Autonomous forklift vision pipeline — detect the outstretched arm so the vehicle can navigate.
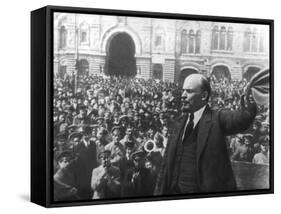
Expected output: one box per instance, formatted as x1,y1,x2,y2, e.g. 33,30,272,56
219,95,257,135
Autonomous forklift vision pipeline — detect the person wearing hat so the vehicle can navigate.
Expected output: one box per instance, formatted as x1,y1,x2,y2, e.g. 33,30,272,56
118,115,129,139
95,116,104,125
67,132,83,152
69,97,79,114
53,151,79,201
121,150,154,197
87,109,98,124
161,126,169,150
118,139,137,184
54,113,68,136
69,127,99,200
112,112,120,127
89,124,99,142
153,132,166,157
152,113,162,130
146,125,156,141
91,150,121,199
73,105,89,125
229,134,243,155
166,109,178,127
54,132,69,164
159,111,168,127
104,126,126,168
63,105,74,125
252,136,269,165
231,134,254,162
124,140,136,162
135,125,147,149
120,127,137,148
131,111,142,128
95,127,109,165
104,111,114,132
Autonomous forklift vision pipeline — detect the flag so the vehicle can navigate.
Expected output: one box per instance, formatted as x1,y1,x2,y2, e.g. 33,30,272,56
245,68,270,106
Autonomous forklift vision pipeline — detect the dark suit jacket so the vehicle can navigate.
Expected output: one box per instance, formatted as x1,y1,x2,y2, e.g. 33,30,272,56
155,103,257,195
72,141,98,199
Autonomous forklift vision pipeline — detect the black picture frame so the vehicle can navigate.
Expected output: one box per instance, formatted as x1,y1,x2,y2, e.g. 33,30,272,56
31,5,274,208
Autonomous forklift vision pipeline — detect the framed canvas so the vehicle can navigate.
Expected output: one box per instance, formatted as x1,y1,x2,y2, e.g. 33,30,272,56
31,5,274,208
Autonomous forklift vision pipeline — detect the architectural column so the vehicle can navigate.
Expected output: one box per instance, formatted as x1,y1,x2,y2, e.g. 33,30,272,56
231,65,243,80
89,55,105,76
163,59,175,82
136,57,151,79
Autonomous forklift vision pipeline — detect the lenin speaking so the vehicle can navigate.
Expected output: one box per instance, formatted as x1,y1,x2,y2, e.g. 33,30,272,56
155,74,257,195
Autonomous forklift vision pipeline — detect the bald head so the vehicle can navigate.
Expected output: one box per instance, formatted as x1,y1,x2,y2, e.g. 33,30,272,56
181,74,211,113
183,74,211,98
184,74,204,86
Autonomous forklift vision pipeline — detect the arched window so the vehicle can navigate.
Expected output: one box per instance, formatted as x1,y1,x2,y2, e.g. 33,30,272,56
59,26,67,49
81,31,87,43
211,26,219,50
251,28,258,52
79,23,89,44
227,27,233,50
181,30,187,54
219,26,226,50
243,28,251,52
154,26,165,50
195,30,201,53
188,29,195,53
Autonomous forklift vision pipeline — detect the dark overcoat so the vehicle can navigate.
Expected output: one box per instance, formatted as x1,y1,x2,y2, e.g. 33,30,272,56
155,103,257,195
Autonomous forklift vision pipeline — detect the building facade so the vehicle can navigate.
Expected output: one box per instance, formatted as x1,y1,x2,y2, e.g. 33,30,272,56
54,13,269,84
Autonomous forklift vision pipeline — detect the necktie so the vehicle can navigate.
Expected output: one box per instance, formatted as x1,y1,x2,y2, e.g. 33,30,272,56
182,113,194,143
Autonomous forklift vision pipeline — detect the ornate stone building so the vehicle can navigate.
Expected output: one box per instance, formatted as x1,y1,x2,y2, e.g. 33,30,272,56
54,13,269,84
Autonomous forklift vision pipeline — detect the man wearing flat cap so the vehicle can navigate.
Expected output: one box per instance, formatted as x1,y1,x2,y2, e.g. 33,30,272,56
231,134,254,162
64,131,93,200
95,127,109,165
121,150,154,197
155,74,257,195
54,132,69,161
118,115,129,139
120,127,137,149
54,151,79,201
73,106,89,125
105,126,126,168
252,136,269,165
67,132,83,153
91,150,121,199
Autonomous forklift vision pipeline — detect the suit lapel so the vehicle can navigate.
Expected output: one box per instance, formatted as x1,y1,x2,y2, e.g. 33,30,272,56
168,114,188,156
197,106,213,164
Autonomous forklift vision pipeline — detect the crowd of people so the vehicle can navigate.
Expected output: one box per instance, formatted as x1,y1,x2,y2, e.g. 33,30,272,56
53,73,270,201
209,76,270,164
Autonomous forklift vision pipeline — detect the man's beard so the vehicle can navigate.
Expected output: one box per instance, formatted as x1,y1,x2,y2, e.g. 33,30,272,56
181,101,191,113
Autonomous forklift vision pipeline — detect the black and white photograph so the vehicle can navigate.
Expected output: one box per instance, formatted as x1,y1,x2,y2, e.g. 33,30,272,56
51,10,272,204
1,0,281,212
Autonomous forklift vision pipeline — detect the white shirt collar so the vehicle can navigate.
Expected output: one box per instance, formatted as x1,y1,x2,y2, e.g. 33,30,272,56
182,105,207,141
83,138,88,147
193,105,207,128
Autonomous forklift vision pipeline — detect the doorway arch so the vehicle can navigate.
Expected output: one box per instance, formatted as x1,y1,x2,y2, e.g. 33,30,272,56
179,68,199,87
152,64,163,80
211,65,231,82
104,33,137,77
243,66,261,81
